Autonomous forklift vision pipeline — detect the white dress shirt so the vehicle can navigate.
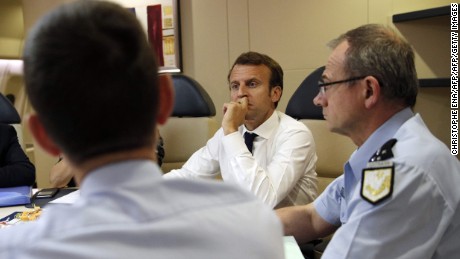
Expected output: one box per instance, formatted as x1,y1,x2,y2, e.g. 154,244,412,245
166,111,318,208
0,160,284,259
315,108,460,258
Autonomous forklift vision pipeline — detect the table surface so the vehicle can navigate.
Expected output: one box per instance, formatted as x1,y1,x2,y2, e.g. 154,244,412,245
0,205,27,218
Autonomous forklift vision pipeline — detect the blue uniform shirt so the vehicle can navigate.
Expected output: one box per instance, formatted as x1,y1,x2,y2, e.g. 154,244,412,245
314,108,460,258
0,160,284,259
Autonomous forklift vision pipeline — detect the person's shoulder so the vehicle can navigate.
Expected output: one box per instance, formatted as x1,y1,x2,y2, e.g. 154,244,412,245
0,124,16,141
393,114,459,174
0,123,13,132
275,111,314,142
155,178,281,230
163,177,259,205
164,178,283,223
395,115,452,159
277,111,308,129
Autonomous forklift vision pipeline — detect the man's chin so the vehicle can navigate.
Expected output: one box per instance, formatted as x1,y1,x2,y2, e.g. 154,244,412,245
244,112,254,120
243,117,257,127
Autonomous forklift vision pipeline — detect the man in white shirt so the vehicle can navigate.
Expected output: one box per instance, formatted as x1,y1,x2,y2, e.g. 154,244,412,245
0,2,284,258
166,52,318,208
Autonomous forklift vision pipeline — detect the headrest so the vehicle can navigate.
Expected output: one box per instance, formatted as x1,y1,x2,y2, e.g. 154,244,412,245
285,66,324,120
171,74,216,117
0,93,20,124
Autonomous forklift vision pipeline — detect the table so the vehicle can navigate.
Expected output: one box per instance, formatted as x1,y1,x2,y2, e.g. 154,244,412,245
0,205,27,218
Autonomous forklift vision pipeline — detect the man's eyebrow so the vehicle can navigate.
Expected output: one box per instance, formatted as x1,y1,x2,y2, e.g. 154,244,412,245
229,79,239,84
245,77,262,83
229,76,261,84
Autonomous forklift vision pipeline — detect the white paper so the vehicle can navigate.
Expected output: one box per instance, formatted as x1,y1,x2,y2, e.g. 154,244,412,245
284,236,304,259
49,190,80,204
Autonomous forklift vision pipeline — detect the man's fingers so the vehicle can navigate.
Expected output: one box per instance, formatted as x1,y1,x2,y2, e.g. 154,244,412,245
238,97,249,106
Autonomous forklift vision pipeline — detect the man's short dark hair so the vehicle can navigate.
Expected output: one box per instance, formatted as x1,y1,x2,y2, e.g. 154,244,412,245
23,1,159,163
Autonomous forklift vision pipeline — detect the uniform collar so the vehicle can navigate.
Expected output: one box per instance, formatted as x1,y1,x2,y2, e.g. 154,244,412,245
348,107,414,180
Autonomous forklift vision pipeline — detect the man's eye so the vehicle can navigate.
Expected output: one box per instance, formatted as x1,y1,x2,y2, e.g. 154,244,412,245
230,84,239,90
249,81,258,88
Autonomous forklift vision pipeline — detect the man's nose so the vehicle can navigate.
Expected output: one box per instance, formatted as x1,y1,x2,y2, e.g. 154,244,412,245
313,92,324,107
238,85,248,98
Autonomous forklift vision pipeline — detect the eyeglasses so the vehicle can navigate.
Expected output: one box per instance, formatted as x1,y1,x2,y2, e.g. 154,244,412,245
317,76,366,95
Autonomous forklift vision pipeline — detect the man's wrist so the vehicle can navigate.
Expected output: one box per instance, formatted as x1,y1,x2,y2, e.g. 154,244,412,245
223,127,238,135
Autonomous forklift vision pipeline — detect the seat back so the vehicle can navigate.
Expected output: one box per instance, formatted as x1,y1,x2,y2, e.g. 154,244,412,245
286,67,356,194
160,74,219,172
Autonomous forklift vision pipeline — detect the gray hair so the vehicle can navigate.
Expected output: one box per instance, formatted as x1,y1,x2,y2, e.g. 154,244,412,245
328,24,418,107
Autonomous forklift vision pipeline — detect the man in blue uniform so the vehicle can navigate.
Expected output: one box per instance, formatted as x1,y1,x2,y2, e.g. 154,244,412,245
277,24,460,258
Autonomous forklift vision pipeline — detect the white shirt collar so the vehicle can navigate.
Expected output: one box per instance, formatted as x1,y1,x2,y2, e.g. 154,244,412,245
242,111,279,140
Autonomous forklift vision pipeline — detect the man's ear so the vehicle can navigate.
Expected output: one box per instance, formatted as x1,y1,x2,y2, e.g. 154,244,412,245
363,76,381,109
27,114,61,156
271,85,282,103
156,74,175,125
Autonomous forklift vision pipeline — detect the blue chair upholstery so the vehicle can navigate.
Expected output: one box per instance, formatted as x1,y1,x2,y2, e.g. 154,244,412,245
171,74,216,117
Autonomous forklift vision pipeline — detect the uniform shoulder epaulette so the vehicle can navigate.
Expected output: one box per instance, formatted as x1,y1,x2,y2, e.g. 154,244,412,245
369,138,397,162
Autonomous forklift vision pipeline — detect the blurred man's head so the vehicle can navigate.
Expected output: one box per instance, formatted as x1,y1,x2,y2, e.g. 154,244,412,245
24,1,169,164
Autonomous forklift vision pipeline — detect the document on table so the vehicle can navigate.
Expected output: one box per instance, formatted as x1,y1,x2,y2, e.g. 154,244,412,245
284,236,304,259
49,190,80,204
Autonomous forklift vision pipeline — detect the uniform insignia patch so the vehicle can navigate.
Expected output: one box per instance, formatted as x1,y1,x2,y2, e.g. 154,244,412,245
361,166,394,205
